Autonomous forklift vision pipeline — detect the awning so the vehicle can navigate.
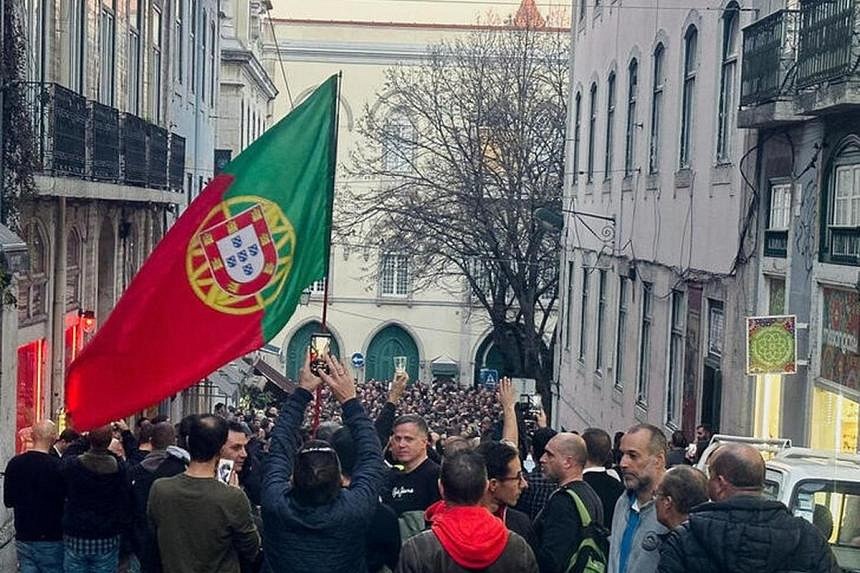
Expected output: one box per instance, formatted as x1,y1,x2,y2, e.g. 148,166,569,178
243,355,296,400
430,355,459,378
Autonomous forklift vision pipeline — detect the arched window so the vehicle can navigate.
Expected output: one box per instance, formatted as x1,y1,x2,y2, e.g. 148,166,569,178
624,59,638,176
822,139,860,265
717,5,740,162
18,222,49,323
649,44,665,174
66,229,82,308
680,26,698,168
587,83,598,182
605,72,616,177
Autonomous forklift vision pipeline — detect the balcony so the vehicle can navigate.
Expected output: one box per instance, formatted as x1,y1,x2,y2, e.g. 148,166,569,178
738,9,802,128
740,1,860,123
24,82,184,194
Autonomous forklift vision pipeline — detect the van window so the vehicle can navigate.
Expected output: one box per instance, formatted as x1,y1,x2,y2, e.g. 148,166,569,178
791,480,860,547
763,468,783,500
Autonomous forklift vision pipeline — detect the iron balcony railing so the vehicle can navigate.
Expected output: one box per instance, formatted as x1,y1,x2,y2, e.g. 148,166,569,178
741,9,799,106
797,0,857,88
23,82,185,193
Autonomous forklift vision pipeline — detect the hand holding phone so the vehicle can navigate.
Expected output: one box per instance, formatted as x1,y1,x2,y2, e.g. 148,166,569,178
309,333,333,377
217,458,234,484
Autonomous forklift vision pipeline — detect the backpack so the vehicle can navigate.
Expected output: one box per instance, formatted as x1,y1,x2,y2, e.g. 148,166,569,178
562,488,609,573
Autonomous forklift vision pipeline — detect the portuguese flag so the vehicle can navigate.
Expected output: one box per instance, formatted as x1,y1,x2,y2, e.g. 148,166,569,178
66,76,339,430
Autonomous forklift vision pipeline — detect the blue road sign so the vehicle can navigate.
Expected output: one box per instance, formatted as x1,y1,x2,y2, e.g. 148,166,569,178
479,368,499,389
351,352,365,368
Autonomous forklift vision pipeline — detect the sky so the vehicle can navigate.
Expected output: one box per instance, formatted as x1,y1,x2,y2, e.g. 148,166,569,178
269,0,568,26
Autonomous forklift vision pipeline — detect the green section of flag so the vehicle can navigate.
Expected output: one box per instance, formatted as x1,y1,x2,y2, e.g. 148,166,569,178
223,75,337,340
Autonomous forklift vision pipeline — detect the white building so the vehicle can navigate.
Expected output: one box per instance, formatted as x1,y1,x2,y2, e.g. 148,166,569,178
260,4,560,388
556,1,757,437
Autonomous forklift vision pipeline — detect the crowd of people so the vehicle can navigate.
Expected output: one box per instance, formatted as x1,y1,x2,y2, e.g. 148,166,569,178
3,352,842,573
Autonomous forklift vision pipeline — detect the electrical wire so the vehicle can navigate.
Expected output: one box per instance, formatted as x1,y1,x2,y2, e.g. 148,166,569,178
265,4,295,111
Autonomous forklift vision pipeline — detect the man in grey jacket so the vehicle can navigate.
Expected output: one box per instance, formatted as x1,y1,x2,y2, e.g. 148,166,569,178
608,424,668,573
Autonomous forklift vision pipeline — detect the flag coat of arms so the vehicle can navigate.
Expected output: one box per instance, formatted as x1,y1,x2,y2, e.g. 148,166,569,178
66,76,339,430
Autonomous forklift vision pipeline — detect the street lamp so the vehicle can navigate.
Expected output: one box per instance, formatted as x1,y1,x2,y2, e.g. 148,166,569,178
533,207,616,246
299,288,312,306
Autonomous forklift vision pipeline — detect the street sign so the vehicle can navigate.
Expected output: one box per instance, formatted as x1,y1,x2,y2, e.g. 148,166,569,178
351,352,365,369
479,368,499,389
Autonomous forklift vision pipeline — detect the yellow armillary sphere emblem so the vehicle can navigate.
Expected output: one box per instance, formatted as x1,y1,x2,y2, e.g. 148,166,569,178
186,196,296,315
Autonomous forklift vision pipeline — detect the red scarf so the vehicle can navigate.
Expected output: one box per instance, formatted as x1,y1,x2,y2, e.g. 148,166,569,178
425,501,509,569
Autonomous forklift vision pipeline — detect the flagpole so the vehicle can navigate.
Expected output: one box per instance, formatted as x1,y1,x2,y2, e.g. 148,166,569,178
312,72,342,434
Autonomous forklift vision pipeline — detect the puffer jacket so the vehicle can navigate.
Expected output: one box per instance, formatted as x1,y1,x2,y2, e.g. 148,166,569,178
261,388,385,573
657,495,841,573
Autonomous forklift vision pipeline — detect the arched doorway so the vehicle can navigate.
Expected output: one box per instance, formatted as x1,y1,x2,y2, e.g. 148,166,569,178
96,217,116,325
366,325,419,382
473,336,507,387
285,322,341,381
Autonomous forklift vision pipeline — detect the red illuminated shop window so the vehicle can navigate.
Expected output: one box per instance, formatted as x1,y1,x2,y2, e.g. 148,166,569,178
17,340,46,453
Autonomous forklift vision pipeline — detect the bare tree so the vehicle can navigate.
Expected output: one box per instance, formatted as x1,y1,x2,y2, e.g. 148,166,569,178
340,18,568,408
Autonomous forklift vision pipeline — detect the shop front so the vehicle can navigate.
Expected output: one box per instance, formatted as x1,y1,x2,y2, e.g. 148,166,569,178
16,339,46,453
811,287,860,453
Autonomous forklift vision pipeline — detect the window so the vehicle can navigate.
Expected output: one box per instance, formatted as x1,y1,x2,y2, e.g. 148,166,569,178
25,0,44,83
310,279,326,294
625,59,638,176
17,222,49,323
573,92,582,183
383,115,416,173
578,266,589,362
201,10,207,102
680,27,698,168
579,0,586,20
666,290,685,427
99,0,116,106
595,269,607,372
649,44,665,174
587,83,598,182
69,0,86,93
150,5,163,122
127,0,141,114
175,0,184,84
717,6,740,163
240,99,245,149
615,277,629,389
708,300,724,357
605,72,616,178
381,254,409,296
190,0,197,94
209,21,216,104
769,183,793,230
825,150,860,263
833,165,860,227
565,261,575,350
66,230,82,308
636,281,653,405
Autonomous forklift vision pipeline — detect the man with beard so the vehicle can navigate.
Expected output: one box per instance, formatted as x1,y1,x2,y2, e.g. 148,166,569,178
608,424,668,573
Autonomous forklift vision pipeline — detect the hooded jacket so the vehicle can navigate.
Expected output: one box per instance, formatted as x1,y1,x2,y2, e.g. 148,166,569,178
395,500,538,573
261,388,385,573
657,495,841,573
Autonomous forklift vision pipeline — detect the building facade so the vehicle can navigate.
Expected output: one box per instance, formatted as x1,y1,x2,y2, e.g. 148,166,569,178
739,0,860,451
260,5,559,388
1,0,219,560
556,1,758,437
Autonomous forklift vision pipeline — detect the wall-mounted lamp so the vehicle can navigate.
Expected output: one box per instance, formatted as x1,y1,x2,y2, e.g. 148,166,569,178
78,309,96,333
299,288,312,306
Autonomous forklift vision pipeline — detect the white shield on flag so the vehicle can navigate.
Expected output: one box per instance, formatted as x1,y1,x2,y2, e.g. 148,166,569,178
217,225,267,284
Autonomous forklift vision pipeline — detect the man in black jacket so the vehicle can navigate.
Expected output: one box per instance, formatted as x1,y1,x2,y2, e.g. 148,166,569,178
658,443,840,573
61,424,132,571
534,433,604,573
261,353,385,573
581,428,624,533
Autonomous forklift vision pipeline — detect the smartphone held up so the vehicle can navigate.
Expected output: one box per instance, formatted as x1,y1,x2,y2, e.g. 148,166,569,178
309,332,333,376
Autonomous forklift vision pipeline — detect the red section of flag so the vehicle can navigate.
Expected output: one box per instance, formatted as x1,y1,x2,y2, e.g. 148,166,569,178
66,175,264,430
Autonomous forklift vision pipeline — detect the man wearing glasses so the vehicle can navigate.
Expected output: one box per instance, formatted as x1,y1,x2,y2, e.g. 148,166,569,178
477,441,535,549
534,433,604,573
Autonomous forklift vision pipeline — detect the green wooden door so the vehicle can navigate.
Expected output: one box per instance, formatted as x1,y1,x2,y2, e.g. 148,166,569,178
285,322,341,381
366,325,419,382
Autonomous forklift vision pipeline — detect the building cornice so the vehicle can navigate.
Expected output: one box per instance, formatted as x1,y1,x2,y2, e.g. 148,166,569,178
221,47,279,100
269,17,567,33
261,39,431,65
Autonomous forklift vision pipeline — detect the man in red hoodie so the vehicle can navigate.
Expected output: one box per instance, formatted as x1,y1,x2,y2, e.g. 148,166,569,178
395,449,538,572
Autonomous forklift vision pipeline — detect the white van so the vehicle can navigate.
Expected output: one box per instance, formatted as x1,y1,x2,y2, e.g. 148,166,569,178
696,435,860,572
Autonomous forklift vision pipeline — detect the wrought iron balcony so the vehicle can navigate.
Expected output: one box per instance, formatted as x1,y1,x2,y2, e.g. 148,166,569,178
796,0,856,89
764,229,789,258
740,9,798,107
24,82,87,177
23,82,185,194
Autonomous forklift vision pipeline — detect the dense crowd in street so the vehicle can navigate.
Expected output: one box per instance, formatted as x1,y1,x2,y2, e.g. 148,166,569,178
3,353,843,573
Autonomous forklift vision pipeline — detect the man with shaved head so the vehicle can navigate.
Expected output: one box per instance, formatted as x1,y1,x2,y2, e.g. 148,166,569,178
658,443,840,573
4,420,66,571
534,432,604,573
